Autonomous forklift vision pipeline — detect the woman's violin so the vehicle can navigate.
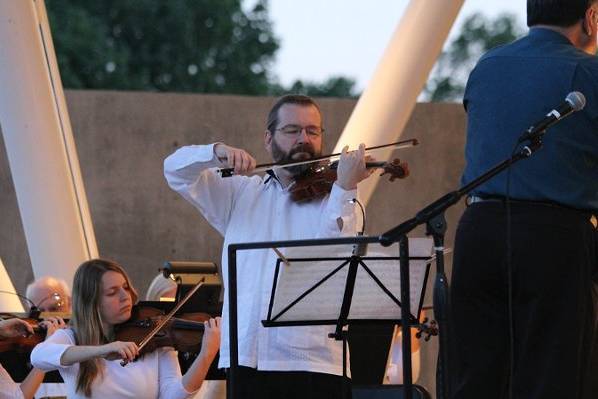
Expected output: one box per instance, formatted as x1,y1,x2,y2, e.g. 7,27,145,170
114,305,209,355
116,280,208,366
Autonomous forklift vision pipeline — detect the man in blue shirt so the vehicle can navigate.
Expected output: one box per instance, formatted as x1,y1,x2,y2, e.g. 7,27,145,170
451,1,598,398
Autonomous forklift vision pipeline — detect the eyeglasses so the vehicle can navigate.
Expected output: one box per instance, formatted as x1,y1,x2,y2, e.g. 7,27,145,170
36,292,68,312
275,124,324,138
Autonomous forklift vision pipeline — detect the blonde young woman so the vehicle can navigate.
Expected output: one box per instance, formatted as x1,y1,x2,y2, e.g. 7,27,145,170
31,259,221,398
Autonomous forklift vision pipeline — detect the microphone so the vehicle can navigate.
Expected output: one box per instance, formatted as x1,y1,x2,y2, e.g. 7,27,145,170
518,91,586,143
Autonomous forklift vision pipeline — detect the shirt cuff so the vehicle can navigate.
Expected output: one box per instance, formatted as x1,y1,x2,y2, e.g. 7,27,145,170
31,343,72,370
329,182,357,211
171,143,226,171
319,183,357,235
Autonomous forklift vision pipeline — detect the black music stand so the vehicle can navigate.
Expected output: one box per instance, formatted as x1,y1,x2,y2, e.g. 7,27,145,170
227,236,433,399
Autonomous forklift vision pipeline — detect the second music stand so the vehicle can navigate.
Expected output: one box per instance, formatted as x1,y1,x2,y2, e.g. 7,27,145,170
261,239,434,399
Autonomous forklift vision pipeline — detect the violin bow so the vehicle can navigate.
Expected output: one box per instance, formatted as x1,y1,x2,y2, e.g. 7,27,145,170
217,138,419,177
120,279,205,366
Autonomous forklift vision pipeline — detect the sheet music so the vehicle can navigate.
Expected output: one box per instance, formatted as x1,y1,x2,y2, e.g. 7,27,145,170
270,238,433,322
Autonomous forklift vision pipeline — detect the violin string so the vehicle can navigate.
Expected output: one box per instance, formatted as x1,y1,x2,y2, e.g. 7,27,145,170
136,281,205,350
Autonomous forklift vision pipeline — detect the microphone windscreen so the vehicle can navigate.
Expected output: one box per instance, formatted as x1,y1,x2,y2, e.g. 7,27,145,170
566,91,586,111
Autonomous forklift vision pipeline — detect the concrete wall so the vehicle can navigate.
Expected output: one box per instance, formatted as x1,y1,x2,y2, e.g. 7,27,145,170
0,90,466,395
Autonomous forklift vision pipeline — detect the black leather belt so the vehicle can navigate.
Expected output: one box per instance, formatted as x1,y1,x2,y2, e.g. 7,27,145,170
466,195,598,229
464,195,550,207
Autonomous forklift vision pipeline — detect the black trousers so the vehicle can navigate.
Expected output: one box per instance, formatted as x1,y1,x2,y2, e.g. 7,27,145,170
229,366,351,399
450,201,598,399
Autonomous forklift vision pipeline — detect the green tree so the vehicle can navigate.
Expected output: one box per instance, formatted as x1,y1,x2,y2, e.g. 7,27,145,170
423,12,525,102
46,0,280,95
270,76,358,98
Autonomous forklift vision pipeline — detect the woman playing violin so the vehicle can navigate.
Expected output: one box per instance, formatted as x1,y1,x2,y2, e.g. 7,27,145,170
31,259,221,398
0,316,66,399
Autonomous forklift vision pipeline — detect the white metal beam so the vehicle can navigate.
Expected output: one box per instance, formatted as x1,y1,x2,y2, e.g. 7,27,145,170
0,0,98,291
0,258,25,312
334,0,465,204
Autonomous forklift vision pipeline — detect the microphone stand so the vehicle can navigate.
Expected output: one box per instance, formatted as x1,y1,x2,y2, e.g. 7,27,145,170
379,134,544,399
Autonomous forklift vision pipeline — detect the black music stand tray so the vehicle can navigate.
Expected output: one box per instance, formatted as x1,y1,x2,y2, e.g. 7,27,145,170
227,236,433,399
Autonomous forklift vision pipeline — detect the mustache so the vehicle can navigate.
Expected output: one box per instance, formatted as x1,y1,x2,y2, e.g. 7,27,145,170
288,143,316,159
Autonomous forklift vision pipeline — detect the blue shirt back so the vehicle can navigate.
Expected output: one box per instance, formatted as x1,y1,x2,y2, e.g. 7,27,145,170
462,28,598,211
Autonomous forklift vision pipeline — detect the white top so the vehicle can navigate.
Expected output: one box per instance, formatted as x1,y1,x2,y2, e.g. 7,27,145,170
164,143,358,375
0,365,23,399
34,383,67,399
0,356,67,399
30,329,195,399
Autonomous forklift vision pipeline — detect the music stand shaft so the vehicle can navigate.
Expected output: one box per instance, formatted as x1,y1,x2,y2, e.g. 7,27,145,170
400,237,413,399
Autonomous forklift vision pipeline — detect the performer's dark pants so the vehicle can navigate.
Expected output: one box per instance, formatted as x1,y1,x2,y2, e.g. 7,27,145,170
230,366,351,399
450,201,598,399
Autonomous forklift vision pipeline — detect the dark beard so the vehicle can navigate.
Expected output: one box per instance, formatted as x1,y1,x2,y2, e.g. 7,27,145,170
271,139,320,176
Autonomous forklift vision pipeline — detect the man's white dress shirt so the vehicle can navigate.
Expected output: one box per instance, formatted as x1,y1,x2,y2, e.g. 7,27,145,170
164,144,358,376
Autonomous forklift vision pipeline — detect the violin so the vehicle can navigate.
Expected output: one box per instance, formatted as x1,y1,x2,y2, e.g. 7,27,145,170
289,158,410,202
116,280,208,366
0,314,46,353
0,311,71,353
114,305,209,355
217,138,419,178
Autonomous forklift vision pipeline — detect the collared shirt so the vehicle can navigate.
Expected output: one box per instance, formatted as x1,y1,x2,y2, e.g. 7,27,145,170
164,144,358,375
462,28,598,211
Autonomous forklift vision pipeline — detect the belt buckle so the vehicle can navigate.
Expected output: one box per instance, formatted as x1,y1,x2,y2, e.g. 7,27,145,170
466,195,482,206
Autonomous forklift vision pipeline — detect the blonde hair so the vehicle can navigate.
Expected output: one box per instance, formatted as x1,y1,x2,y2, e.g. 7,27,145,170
71,259,138,397
145,273,178,301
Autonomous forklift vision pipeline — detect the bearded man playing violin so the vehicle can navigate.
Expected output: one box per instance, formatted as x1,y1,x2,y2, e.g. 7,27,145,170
164,94,375,399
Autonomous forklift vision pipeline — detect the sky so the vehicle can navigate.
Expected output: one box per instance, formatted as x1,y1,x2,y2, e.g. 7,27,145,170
265,1,527,91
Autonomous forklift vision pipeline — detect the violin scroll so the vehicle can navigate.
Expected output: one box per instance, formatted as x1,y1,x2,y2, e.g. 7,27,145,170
379,158,409,182
415,317,438,342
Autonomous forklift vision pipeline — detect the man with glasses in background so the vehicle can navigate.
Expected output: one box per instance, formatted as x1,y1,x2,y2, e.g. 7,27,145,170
164,94,374,399
25,276,70,398
25,277,71,314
